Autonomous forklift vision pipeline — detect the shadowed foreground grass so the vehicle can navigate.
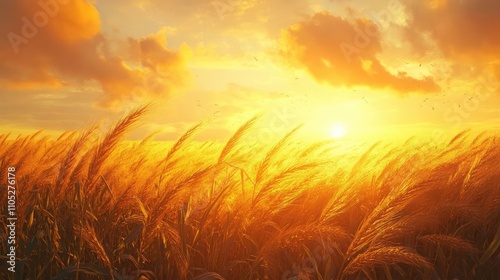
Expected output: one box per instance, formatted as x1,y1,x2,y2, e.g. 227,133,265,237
0,106,499,279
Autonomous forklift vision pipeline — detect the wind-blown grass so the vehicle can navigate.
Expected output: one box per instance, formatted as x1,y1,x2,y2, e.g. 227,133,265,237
0,107,499,280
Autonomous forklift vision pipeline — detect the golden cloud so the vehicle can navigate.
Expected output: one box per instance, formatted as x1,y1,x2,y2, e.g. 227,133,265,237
277,12,440,94
404,0,500,63
0,0,191,108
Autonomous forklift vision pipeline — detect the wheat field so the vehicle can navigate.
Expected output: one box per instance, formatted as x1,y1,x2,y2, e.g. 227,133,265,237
0,105,499,280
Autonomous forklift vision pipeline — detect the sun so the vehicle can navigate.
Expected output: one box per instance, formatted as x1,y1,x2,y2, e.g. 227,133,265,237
330,124,347,139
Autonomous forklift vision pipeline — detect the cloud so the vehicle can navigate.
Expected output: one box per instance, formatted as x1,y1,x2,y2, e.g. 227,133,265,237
403,0,500,64
100,0,315,50
276,12,440,94
402,0,500,95
0,0,191,108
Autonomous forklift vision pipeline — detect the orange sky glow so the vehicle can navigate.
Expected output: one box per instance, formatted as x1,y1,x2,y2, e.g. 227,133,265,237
1,0,500,142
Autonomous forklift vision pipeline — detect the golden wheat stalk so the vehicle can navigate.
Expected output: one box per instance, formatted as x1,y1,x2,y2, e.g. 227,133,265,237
255,125,302,185
56,124,98,189
217,115,260,164
86,105,149,189
80,222,113,274
342,246,433,275
418,234,479,253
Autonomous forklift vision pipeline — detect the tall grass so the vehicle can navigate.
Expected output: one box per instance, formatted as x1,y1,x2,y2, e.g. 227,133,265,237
0,107,499,279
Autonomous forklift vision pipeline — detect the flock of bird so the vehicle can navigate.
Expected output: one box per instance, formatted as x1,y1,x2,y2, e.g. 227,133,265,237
193,57,482,116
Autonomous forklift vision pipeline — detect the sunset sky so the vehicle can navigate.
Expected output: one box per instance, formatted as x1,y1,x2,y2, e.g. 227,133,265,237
1,0,500,141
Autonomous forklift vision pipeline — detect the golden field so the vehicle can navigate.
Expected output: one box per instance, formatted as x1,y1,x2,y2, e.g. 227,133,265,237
0,106,499,280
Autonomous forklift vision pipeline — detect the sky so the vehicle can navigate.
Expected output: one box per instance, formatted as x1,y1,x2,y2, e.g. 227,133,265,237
1,0,500,142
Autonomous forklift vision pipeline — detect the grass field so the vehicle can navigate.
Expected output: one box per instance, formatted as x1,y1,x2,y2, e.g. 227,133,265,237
0,105,499,280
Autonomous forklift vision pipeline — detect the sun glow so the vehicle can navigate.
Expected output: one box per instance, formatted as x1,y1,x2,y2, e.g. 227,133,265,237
330,124,347,138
